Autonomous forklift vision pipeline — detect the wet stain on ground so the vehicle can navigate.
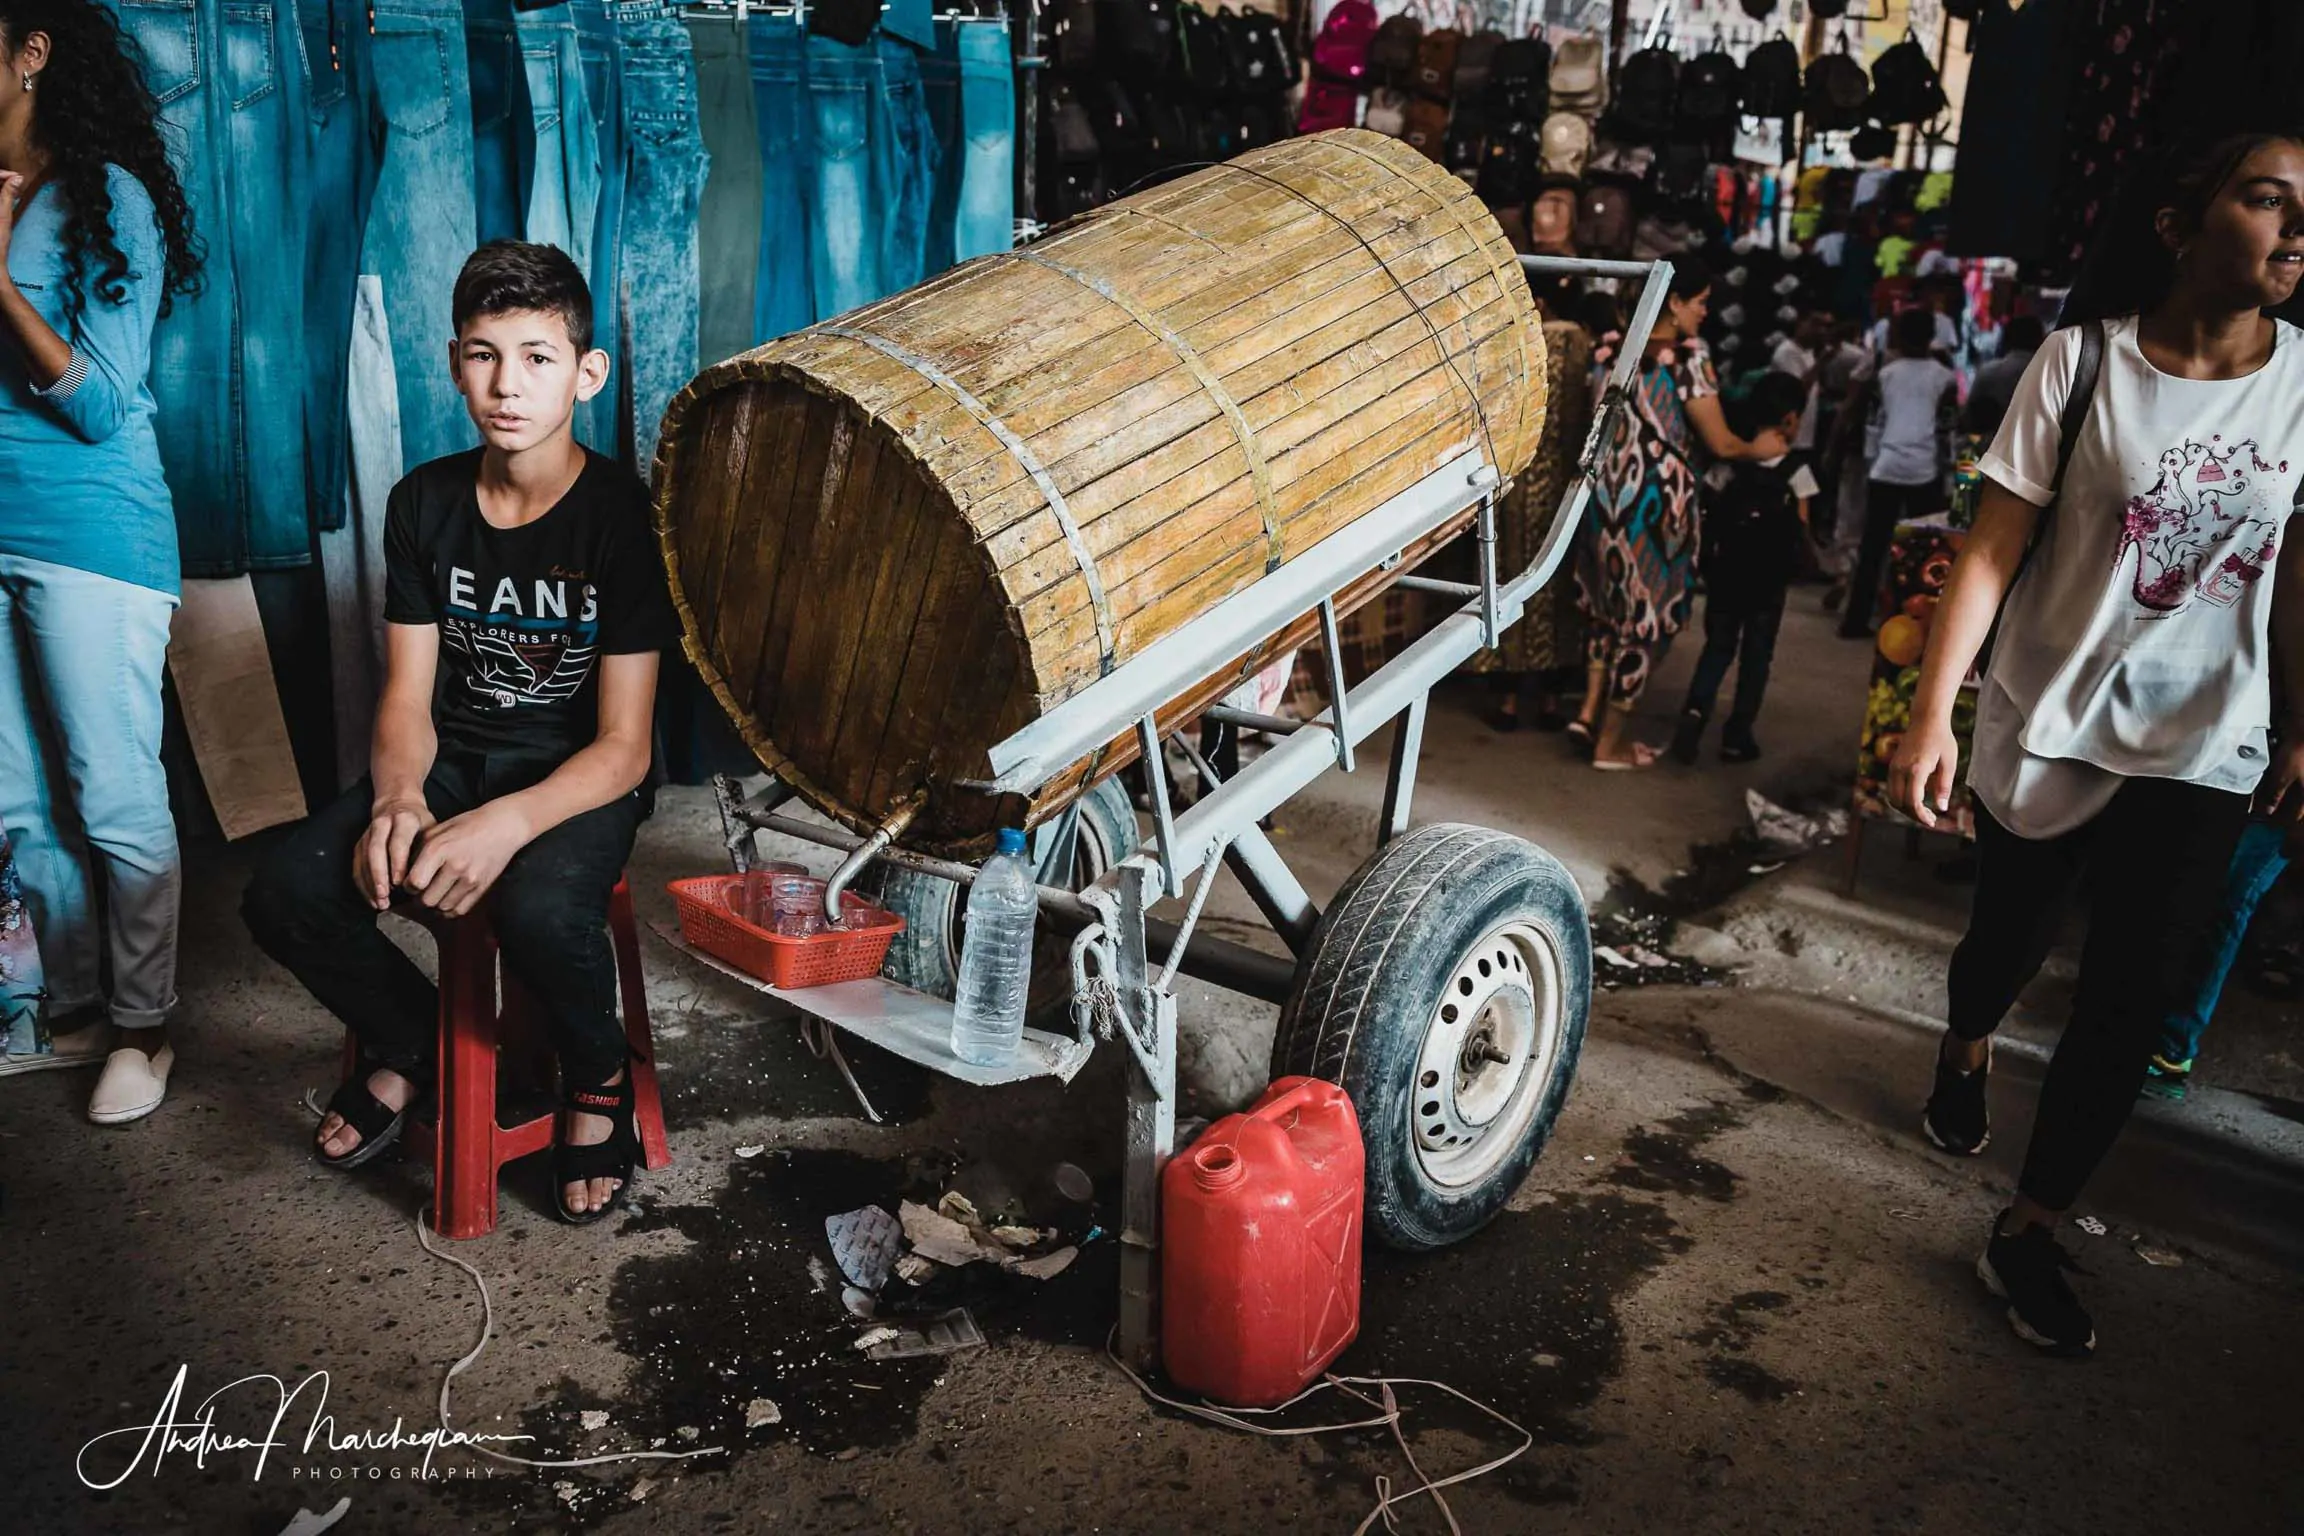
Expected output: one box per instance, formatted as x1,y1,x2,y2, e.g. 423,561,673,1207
1702,1355,1798,1402
1607,1100,1746,1203
1342,1193,1690,1468
646,986,934,1129
449,1146,1122,1527
1683,1287,1800,1404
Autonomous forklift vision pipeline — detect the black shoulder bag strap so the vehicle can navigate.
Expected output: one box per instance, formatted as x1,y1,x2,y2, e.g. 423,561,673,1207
1978,319,2103,672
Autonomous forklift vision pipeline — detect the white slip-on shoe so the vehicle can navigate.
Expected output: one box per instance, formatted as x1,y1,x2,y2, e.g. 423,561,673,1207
88,1044,173,1125
0,1022,109,1078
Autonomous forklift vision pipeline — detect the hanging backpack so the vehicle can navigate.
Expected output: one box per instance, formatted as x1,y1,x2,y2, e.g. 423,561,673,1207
1365,86,1410,138
1530,182,1577,249
1476,116,1544,206
1404,96,1451,161
1096,0,1175,84
1741,35,1801,119
1454,29,1504,107
1738,0,1775,16
1539,110,1591,177
1805,35,1871,133
1850,120,1896,162
1444,105,1487,173
1048,81,1103,165
1218,7,1272,93
1810,0,1849,15
1677,48,1742,139
1413,27,1463,102
1488,37,1552,121
1548,32,1607,117
1243,11,1295,91
1575,177,1639,258
1368,14,1424,90
1177,2,1233,96
1611,45,1680,145
1308,0,1379,89
1868,32,1948,125
1052,0,1100,73
1298,77,1361,134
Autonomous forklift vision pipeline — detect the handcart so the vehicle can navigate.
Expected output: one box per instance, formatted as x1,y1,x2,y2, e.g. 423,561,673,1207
668,256,1674,1369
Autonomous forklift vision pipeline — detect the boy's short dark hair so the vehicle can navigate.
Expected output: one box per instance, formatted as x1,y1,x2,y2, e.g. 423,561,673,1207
452,240,594,353
1893,306,1938,356
1742,370,1809,435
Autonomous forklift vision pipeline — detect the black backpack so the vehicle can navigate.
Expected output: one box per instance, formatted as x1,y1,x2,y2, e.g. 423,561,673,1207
1738,0,1775,15
1368,14,1422,88
1677,48,1741,137
1612,45,1679,145
1052,0,1099,72
1239,10,1294,92
1868,33,1947,125
1741,35,1801,119
1850,120,1895,161
1176,2,1232,95
1453,29,1504,107
1804,35,1871,133
1486,36,1549,119
1476,117,1544,207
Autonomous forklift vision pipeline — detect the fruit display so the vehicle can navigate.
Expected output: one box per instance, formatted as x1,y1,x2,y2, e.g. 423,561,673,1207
1851,521,1977,839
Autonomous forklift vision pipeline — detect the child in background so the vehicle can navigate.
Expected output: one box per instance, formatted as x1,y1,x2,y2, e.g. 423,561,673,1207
1673,371,1819,765
1838,307,1959,637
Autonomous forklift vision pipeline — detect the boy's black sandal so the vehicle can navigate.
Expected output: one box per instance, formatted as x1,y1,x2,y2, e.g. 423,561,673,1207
317,1059,430,1170
555,1070,640,1225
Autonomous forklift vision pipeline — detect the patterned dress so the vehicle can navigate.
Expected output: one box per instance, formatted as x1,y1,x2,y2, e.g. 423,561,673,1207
1466,321,1594,682
1577,341,1715,707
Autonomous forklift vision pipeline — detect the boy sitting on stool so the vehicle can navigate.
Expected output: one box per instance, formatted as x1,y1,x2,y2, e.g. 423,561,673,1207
243,241,680,1223
1673,371,1818,766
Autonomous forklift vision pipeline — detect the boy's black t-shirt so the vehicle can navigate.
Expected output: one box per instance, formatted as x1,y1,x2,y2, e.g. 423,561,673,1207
1701,459,1811,598
382,449,681,763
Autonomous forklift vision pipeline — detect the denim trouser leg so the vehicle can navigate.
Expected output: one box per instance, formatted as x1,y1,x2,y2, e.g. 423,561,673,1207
805,35,880,321
918,29,962,276
952,22,1013,261
516,3,597,263
875,35,935,297
0,556,181,1031
298,0,378,535
363,0,481,473
1,832,43,1053
616,7,706,473
748,14,813,338
244,762,646,1085
571,0,626,455
107,0,246,575
2158,820,2292,1066
465,0,532,244
223,0,316,568
688,12,762,365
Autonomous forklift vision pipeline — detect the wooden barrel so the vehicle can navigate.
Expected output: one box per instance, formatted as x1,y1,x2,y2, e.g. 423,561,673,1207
654,129,1546,853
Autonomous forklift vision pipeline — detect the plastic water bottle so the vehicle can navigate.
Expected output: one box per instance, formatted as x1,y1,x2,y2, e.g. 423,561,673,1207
951,827,1037,1066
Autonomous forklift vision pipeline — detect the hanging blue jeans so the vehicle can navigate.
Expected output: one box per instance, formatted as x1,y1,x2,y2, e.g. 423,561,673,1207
0,554,180,1032
2158,819,2292,1067
569,0,626,454
688,11,760,366
615,5,706,473
515,1,598,267
299,0,378,533
465,0,531,244
747,12,813,340
106,0,243,574
362,0,480,473
951,22,1013,263
222,0,317,568
875,34,936,299
802,34,935,321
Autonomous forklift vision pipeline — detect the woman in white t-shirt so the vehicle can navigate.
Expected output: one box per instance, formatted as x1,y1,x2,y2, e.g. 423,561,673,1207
1888,134,2304,1356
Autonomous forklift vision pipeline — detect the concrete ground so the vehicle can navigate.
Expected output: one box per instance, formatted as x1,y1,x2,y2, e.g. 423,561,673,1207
9,596,2303,1535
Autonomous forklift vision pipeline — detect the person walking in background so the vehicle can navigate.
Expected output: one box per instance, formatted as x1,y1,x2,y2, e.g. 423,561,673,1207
1892,132,2304,1355
0,0,201,1120
1838,308,1958,638
1672,371,1818,767
1574,259,1788,770
1963,314,2047,443
2143,819,2291,1100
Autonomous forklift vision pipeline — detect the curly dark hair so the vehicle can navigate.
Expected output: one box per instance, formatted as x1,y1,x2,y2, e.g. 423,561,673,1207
1,0,201,324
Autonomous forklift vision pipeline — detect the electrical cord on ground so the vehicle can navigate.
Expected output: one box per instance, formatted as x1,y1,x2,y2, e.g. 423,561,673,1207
303,1085,728,1472
1105,1328,1532,1536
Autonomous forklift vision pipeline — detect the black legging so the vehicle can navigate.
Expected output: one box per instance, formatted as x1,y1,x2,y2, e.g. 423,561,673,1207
1947,780,2249,1210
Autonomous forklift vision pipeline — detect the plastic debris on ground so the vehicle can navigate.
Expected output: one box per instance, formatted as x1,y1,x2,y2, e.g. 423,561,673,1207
1747,789,1850,857
1012,1246,1079,1280
579,1409,610,1431
745,1397,783,1428
863,1308,986,1360
734,1143,768,1159
826,1204,904,1290
806,1256,832,1294
1052,1161,1095,1203
841,1285,877,1318
2134,1243,2183,1267
276,1498,352,1536
2075,1215,2107,1236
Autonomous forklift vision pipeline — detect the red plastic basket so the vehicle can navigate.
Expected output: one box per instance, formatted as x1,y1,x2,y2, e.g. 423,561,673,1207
668,875,905,990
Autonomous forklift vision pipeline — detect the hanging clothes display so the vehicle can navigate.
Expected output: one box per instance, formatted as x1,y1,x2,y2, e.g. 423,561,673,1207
1947,0,2072,262
2043,0,2186,284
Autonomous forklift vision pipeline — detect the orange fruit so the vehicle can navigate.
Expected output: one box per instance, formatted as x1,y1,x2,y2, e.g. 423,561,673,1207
1902,594,1938,622
1877,615,1927,667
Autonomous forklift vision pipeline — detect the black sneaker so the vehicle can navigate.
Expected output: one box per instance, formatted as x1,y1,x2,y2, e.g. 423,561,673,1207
1977,1214,2096,1356
1923,1038,1990,1155
1670,709,1706,764
1720,720,1762,763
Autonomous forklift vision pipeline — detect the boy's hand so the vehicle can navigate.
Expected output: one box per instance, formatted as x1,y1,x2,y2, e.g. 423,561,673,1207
405,801,535,918
1889,716,1961,829
355,797,436,911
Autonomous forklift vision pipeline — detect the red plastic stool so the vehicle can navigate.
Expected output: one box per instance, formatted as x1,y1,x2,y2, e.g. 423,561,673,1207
340,877,671,1238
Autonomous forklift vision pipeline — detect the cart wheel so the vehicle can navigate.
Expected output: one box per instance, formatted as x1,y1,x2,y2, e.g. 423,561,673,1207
1272,823,1590,1251
861,777,1140,1025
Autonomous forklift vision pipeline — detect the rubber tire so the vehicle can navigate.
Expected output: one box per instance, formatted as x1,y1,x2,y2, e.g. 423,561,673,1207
1271,822,1592,1251
860,777,1140,1026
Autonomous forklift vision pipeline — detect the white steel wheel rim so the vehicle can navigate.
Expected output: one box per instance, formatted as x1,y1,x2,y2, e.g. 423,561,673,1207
1411,919,1564,1190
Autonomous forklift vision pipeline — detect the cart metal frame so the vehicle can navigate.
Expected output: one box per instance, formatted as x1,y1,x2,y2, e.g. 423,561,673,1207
677,256,1673,1368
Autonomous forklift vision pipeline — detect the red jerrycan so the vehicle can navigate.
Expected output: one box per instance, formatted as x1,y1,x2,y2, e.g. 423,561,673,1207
1161,1076,1365,1407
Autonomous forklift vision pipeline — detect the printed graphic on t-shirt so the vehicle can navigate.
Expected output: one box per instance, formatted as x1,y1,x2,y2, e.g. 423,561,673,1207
439,566,601,711
2118,436,2285,616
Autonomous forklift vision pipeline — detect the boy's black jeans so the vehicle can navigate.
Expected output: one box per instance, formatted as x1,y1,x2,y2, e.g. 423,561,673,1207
1948,782,2249,1212
1683,583,1786,730
243,751,646,1090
